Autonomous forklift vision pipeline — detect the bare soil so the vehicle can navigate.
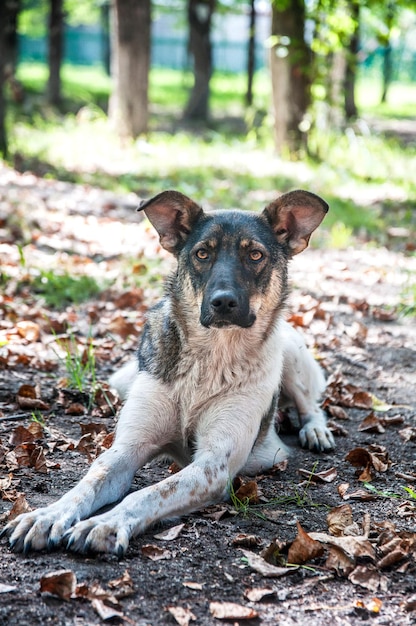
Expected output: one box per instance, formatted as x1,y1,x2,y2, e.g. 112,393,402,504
0,167,415,625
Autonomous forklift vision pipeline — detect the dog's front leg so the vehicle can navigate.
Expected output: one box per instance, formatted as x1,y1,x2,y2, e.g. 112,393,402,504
280,321,335,451
1,373,176,553
62,395,266,556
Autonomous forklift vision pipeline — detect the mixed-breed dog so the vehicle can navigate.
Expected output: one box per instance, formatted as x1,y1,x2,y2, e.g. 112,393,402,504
2,189,335,556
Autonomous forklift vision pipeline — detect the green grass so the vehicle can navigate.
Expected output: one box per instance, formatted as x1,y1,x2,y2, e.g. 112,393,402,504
31,270,103,309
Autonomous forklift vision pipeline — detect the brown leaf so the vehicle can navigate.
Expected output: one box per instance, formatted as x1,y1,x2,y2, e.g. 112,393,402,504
326,405,349,420
345,446,390,481
209,601,258,620
358,412,385,434
16,320,41,342
348,565,386,592
399,427,416,443
108,570,134,598
91,598,125,621
287,522,324,564
308,532,375,560
327,504,354,536
232,533,262,548
298,467,337,483
167,606,197,626
40,570,77,600
241,549,297,577
182,581,203,591
235,480,259,504
154,523,185,541
325,546,355,577
141,544,171,561
4,494,32,521
107,315,139,339
244,587,275,602
14,443,48,473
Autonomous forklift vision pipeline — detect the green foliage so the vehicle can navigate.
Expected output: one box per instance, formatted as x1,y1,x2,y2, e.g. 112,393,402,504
32,270,102,309
54,331,96,393
398,268,416,317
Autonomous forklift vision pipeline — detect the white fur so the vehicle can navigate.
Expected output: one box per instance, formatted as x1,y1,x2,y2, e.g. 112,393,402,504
3,319,334,555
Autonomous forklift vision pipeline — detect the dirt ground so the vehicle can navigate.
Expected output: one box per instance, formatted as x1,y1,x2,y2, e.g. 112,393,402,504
0,167,415,625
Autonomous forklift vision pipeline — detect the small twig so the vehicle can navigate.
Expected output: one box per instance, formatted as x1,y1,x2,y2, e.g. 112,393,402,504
0,413,29,422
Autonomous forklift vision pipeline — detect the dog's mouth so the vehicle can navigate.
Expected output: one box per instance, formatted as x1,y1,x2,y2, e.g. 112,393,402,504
201,315,256,330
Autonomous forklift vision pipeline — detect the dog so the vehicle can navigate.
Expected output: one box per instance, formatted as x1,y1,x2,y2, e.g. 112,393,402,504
2,189,335,556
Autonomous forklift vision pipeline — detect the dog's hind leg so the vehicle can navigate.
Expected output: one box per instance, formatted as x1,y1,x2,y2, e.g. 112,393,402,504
280,321,335,452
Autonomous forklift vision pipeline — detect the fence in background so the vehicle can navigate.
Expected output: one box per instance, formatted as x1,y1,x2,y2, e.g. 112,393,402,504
18,27,416,82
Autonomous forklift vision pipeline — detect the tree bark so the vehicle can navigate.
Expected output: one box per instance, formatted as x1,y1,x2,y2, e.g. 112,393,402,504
109,0,151,138
184,0,216,122
270,0,311,154
0,1,10,157
381,2,395,104
246,0,256,107
344,0,359,120
47,0,64,106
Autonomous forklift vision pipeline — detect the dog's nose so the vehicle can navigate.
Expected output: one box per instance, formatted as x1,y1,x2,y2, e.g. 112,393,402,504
210,290,238,314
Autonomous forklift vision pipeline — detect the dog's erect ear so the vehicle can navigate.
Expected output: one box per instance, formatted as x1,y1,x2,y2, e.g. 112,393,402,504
138,190,204,254
262,190,328,256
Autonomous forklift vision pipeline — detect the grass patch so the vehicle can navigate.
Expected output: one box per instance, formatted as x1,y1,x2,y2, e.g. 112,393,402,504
32,270,103,309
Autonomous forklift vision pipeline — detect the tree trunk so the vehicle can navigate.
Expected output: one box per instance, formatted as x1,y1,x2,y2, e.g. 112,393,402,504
184,0,216,122
4,0,20,73
270,0,311,154
47,0,64,106
109,0,151,138
0,1,10,157
344,0,359,120
246,0,256,106
381,2,395,104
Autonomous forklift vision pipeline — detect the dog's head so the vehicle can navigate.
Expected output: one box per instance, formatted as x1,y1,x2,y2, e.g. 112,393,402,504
138,190,328,330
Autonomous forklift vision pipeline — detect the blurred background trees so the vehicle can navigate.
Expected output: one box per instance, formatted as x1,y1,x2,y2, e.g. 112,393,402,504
0,0,415,158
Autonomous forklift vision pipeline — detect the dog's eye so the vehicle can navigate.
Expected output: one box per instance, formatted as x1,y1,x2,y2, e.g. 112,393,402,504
249,250,264,262
195,248,209,260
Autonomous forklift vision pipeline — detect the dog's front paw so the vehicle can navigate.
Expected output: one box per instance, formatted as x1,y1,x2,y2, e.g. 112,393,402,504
65,516,130,557
299,420,335,452
1,505,78,553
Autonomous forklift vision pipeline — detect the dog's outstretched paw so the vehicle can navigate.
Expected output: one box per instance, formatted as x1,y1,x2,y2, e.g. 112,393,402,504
65,518,130,557
299,422,335,452
1,505,79,553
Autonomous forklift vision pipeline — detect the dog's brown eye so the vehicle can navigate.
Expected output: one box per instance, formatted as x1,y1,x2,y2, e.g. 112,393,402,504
249,250,263,262
196,248,209,260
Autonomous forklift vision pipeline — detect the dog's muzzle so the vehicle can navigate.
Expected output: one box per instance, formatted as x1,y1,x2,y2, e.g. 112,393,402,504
200,289,256,329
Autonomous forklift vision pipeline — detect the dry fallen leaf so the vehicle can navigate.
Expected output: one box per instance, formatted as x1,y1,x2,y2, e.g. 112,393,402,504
308,532,375,560
91,598,125,621
287,522,325,565
209,601,258,620
348,565,387,592
40,570,77,600
141,544,172,561
244,587,275,602
298,467,337,483
182,581,203,591
241,549,297,577
234,480,259,504
232,533,262,548
345,446,390,481
108,569,134,598
154,523,185,541
167,606,197,626
325,545,355,576
327,504,354,536
358,412,385,433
